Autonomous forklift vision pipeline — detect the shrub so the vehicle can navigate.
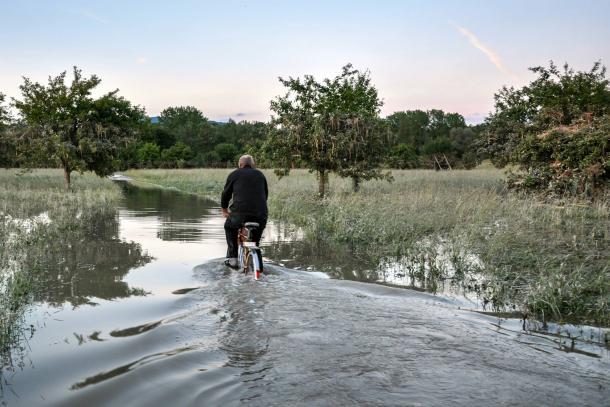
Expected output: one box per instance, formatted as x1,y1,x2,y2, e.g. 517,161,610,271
509,115,610,198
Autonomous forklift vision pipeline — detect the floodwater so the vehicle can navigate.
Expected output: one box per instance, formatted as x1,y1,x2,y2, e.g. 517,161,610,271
1,185,608,406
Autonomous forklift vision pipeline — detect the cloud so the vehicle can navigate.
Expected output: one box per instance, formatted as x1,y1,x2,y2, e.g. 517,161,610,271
136,57,148,65
235,112,246,117
452,22,516,79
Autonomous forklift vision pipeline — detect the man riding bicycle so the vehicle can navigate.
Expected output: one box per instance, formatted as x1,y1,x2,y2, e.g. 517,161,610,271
221,154,268,269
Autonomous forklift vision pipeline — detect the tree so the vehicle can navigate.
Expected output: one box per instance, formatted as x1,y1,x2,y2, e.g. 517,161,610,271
137,142,161,168
214,120,268,156
511,115,610,197
333,116,391,191
267,64,388,196
160,142,194,168
387,143,419,169
13,67,144,189
527,61,610,127
140,120,176,149
482,61,610,196
386,110,428,149
0,93,9,127
384,109,474,168
159,106,214,154
481,61,610,167
0,92,15,167
214,142,238,164
449,127,479,168
422,136,452,156
427,109,465,140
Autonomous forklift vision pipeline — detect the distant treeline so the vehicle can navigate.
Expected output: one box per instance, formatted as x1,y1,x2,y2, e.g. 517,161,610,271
0,103,484,170
131,107,484,170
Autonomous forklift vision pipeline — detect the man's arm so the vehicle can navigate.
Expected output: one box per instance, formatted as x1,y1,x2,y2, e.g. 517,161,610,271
264,176,268,201
221,172,234,215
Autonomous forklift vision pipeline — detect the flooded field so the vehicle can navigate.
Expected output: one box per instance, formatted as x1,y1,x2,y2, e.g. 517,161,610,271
1,185,608,406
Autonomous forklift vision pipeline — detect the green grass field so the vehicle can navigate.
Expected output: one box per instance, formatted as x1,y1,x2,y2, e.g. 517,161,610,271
127,167,610,327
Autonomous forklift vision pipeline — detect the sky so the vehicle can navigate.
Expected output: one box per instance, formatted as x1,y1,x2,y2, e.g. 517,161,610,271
1,0,609,124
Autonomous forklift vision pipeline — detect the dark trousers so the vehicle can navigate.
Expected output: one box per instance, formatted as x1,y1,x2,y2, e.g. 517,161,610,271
225,213,267,258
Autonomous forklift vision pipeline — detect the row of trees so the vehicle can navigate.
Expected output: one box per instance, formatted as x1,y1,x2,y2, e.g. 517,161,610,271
2,61,607,197
0,66,481,192
385,110,481,169
120,110,267,169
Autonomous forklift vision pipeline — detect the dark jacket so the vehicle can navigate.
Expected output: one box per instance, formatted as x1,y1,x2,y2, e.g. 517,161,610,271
221,166,268,218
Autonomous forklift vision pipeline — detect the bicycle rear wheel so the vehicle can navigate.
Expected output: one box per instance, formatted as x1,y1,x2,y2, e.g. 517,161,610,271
247,250,262,280
238,244,246,271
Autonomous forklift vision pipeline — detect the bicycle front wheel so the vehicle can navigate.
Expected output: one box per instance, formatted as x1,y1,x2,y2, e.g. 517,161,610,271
247,250,262,280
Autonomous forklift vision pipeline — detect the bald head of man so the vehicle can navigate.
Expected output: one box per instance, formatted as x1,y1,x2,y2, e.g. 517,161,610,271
238,154,255,168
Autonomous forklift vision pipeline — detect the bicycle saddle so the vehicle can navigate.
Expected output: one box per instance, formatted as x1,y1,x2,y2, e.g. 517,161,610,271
244,222,259,228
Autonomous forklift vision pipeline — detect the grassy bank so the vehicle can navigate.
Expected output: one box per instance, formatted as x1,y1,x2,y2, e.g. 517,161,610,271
127,168,609,327
0,169,121,367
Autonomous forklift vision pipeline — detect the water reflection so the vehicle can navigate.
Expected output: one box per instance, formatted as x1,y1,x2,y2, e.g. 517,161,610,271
34,212,152,307
263,235,483,306
120,185,219,242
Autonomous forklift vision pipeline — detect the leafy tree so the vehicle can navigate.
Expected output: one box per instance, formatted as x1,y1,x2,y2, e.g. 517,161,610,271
0,93,15,167
203,150,221,166
527,61,610,127
386,110,429,148
267,64,388,196
422,137,452,156
387,143,419,169
159,106,214,154
482,61,610,196
480,86,536,167
510,115,610,197
12,67,144,188
449,127,476,157
160,141,194,168
214,120,268,155
118,140,140,170
140,120,176,149
427,109,466,140
333,116,392,191
447,127,480,168
137,142,161,167
384,109,476,168
0,93,9,127
482,61,610,167
214,142,238,164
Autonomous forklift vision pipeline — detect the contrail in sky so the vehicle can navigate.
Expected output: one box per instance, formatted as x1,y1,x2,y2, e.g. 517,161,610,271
452,22,517,80
80,10,110,25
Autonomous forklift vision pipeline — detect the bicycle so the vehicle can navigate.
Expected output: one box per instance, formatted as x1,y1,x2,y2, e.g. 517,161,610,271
237,222,263,280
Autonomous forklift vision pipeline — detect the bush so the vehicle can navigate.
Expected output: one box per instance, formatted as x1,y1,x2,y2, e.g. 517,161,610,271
160,142,194,168
214,143,238,164
387,143,419,168
509,115,610,198
137,142,161,168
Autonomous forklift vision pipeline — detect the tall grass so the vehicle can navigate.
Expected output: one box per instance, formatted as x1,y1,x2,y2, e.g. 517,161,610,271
0,169,121,367
129,168,610,327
